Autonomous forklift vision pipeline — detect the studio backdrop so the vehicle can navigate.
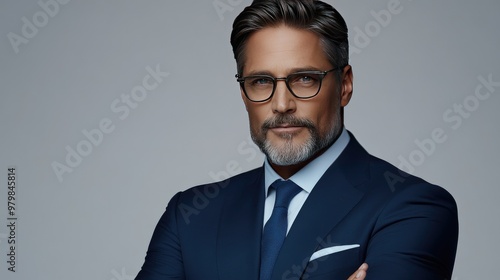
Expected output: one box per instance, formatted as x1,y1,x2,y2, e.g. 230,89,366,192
1,0,499,279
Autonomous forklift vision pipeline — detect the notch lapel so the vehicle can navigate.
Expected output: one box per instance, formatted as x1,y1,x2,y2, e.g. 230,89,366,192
217,168,266,280
271,136,370,279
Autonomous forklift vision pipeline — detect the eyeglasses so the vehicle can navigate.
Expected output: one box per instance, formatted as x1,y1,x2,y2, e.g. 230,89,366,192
235,67,341,102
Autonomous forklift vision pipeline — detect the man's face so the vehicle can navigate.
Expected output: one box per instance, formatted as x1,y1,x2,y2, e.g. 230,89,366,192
241,25,353,168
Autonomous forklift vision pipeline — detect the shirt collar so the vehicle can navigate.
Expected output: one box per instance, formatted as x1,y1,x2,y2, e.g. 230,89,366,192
264,128,350,196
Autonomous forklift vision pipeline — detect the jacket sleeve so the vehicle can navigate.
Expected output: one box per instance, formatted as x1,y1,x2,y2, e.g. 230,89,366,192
135,192,185,280
364,183,459,280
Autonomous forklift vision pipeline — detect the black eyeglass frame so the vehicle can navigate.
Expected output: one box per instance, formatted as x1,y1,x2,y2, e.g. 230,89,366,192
235,67,343,103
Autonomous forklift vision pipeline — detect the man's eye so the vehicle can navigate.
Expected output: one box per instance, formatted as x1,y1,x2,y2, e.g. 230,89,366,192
300,75,314,83
249,77,273,86
291,74,319,84
300,74,319,83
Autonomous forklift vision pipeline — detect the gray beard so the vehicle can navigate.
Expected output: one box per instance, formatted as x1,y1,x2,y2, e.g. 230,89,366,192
251,112,342,166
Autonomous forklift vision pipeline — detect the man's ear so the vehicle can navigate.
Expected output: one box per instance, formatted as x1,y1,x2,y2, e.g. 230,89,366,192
340,65,353,107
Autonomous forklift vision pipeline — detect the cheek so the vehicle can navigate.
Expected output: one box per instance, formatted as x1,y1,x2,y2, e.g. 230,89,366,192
307,100,340,132
246,106,267,130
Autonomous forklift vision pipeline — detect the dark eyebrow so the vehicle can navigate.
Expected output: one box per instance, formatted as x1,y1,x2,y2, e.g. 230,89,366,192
288,67,324,73
245,66,324,77
245,70,274,76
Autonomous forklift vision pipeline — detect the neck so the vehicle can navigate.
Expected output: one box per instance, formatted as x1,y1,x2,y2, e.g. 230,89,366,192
270,161,308,180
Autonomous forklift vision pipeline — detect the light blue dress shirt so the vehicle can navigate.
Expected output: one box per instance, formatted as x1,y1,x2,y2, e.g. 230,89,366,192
263,128,350,233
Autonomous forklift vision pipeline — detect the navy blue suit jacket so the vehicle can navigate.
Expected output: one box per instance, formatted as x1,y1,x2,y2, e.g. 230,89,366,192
136,134,458,279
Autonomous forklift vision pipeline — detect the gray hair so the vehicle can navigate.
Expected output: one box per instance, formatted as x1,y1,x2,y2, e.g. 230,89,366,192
230,0,349,77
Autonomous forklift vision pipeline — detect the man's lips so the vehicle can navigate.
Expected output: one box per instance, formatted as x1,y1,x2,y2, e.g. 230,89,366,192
269,124,304,134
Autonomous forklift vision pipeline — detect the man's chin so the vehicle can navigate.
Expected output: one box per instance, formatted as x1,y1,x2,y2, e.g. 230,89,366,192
263,140,315,166
265,137,305,151
265,152,312,167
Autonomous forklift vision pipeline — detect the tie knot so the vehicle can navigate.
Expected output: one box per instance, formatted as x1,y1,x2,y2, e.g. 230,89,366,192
271,179,302,208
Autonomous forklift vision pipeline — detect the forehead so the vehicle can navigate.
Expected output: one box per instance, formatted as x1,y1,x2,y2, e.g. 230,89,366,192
243,25,330,75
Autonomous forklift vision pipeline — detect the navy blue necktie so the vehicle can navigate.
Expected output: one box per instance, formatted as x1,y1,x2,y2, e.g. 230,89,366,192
260,179,302,280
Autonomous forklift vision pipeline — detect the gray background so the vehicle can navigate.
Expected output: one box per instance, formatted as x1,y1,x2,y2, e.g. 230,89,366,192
1,0,499,279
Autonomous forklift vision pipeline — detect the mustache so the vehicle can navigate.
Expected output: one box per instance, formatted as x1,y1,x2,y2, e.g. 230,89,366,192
262,114,315,131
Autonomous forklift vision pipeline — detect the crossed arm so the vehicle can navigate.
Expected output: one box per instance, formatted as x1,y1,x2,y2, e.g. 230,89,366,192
136,182,457,279
349,183,458,280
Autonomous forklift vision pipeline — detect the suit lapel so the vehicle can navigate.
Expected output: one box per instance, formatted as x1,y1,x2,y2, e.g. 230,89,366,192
271,135,370,279
217,168,265,280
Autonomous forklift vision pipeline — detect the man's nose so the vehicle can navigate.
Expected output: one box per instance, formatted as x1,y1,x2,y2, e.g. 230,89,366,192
271,79,297,114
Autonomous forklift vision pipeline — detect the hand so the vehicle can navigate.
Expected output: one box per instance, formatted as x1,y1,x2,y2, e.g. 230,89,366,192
347,263,368,280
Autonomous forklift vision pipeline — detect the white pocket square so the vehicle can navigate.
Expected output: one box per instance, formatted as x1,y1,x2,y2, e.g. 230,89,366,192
309,244,360,261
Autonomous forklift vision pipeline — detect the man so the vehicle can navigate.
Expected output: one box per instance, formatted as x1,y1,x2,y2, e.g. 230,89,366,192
136,0,458,279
